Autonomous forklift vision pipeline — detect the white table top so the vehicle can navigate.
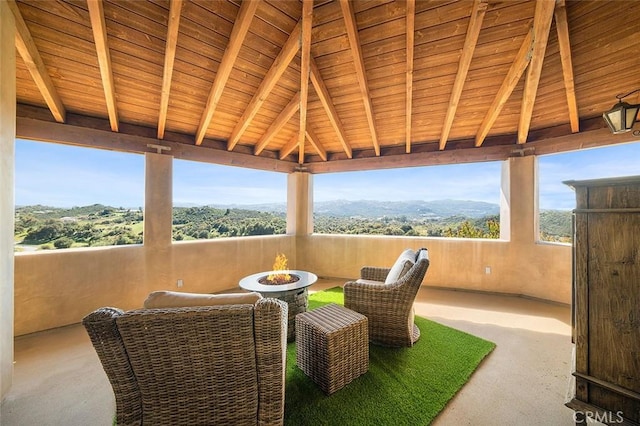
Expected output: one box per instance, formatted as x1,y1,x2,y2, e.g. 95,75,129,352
239,270,318,293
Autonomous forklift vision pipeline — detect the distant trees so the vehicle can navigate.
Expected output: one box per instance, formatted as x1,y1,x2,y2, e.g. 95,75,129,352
15,205,143,250
14,204,571,251
539,210,572,243
53,237,74,249
23,219,63,243
314,214,502,239
171,207,286,240
443,217,500,239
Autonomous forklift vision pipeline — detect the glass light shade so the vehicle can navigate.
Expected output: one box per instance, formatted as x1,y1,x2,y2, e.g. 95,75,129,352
603,101,640,134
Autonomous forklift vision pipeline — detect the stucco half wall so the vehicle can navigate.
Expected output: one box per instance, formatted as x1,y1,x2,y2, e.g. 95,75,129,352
297,234,572,305
14,232,571,337
14,235,296,336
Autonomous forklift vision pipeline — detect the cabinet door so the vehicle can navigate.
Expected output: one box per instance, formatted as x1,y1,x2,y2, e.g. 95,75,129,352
587,213,640,420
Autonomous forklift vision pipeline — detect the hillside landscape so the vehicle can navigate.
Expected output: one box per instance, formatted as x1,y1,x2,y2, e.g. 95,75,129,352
14,200,571,251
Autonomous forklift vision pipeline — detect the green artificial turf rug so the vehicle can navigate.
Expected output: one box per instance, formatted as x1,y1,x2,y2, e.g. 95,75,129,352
284,287,496,425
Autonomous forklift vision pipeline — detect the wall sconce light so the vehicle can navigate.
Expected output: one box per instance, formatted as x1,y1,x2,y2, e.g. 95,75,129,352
603,88,640,134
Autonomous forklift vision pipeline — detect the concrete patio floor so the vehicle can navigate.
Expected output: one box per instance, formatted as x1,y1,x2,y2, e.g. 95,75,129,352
1,279,578,425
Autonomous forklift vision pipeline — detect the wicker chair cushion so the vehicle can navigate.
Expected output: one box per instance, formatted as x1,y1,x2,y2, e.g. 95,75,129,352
384,249,415,284
356,279,383,286
144,290,262,309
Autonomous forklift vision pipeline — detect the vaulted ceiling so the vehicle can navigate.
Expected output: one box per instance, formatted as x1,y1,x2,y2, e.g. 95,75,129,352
10,0,640,174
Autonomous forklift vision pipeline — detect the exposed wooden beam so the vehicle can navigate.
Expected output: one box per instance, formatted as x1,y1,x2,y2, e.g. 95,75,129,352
157,0,183,140
227,21,302,151
517,0,555,144
439,0,487,151
305,127,327,161
87,0,119,132
339,0,380,156
254,92,300,156
195,0,259,146
406,0,415,153
279,134,299,160
299,0,313,164
475,29,533,147
16,115,299,174
310,57,352,158
8,0,66,123
17,105,630,176
308,144,516,174
306,122,635,174
554,0,579,133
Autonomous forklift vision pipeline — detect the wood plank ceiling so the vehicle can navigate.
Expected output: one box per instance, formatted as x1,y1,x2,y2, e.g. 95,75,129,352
10,0,640,174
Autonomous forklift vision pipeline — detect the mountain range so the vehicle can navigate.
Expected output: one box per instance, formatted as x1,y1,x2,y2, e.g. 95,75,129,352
211,199,500,219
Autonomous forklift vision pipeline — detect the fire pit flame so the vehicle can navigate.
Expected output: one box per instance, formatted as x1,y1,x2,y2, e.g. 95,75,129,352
259,253,300,285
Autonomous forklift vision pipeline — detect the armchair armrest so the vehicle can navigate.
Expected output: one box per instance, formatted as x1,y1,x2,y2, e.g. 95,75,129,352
254,298,288,426
82,307,143,426
360,266,390,282
344,278,404,315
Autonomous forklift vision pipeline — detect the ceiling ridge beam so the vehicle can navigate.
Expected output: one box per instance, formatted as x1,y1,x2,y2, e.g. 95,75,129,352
475,29,533,147
298,0,313,164
517,0,556,144
227,21,302,152
305,127,327,161
87,0,119,132
157,0,183,140
339,0,380,156
310,57,352,158
439,0,487,151
554,0,579,133
406,0,415,154
254,92,300,156
8,0,66,123
195,0,259,146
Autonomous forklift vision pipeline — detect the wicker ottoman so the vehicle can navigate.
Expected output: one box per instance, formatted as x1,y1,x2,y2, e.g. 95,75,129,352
295,303,369,395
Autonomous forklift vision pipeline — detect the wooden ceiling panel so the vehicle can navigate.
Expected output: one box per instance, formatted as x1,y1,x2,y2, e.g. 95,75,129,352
415,1,473,31
13,0,640,169
256,0,299,34
15,59,48,109
187,0,237,30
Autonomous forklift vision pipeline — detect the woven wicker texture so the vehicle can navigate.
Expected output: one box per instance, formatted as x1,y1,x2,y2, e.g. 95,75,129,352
344,248,430,347
295,303,368,395
83,298,287,426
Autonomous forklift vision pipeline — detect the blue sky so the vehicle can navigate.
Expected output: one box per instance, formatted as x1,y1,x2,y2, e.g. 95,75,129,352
14,138,640,210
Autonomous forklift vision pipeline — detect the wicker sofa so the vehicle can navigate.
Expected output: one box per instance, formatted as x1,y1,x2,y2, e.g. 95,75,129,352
344,248,430,347
83,295,288,426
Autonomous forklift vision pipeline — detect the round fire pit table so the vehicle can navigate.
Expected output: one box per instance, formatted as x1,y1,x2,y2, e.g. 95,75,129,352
239,270,317,341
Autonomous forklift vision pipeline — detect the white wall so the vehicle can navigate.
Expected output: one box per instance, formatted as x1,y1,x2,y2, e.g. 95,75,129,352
0,0,16,399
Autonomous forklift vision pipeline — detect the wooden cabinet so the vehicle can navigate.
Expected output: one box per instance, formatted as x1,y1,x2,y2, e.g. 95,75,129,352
564,176,640,425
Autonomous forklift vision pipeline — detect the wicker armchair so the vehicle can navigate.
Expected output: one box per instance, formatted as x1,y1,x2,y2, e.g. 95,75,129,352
83,297,288,426
344,248,430,347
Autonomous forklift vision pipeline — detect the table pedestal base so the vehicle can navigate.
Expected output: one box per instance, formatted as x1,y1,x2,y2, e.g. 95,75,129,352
271,288,308,341
239,270,317,341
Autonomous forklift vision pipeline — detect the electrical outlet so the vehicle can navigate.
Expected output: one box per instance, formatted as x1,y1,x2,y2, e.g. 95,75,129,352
485,266,491,275
177,279,183,288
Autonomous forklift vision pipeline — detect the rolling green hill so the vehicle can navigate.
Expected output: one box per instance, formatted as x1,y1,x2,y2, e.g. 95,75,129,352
14,201,571,251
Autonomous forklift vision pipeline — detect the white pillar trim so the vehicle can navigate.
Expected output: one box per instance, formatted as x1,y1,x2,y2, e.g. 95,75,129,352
286,172,313,236
0,0,16,398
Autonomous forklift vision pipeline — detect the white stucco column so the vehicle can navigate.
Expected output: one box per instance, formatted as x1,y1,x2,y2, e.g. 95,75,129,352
143,153,174,294
0,0,16,399
287,172,313,235
500,155,537,243
144,153,173,248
